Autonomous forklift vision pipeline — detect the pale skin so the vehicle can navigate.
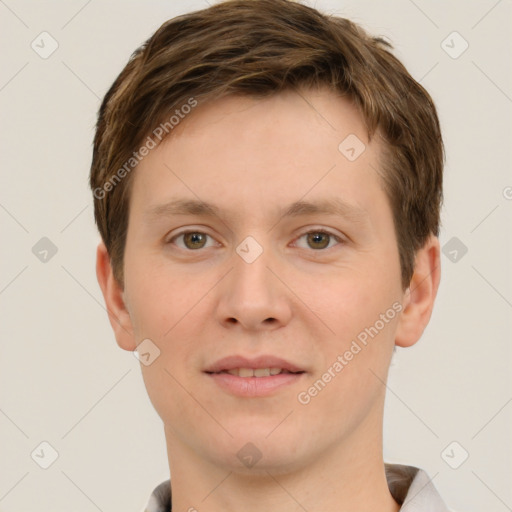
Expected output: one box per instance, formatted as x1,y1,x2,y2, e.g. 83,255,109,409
96,86,440,512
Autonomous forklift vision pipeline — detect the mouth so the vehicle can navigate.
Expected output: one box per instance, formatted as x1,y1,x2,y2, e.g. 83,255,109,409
204,355,306,397
208,367,304,378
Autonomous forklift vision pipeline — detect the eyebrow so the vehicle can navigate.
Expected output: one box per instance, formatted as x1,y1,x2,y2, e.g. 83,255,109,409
143,197,369,225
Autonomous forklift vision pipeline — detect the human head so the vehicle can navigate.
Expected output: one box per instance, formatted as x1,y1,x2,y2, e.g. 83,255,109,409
92,0,443,490
89,0,444,292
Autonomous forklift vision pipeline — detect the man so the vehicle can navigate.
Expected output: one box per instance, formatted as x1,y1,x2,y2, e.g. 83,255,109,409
91,0,449,510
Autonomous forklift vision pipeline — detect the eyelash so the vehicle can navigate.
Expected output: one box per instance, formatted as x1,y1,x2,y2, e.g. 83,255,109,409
166,228,345,252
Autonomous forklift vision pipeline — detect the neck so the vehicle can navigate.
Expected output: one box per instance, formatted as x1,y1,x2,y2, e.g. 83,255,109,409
164,413,400,512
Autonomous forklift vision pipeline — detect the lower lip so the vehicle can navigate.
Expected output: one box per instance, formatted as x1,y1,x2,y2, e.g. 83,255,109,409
206,372,305,397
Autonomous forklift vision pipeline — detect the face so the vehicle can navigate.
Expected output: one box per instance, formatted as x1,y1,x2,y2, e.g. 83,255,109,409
119,87,408,474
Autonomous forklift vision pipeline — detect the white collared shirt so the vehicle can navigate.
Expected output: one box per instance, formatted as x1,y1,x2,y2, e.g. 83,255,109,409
143,464,452,511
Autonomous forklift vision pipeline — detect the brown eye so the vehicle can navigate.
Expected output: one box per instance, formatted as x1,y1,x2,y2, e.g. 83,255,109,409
307,232,330,249
294,230,343,251
169,231,214,250
183,232,207,249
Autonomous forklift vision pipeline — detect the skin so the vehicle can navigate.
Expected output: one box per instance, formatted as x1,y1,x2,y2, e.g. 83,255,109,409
96,86,440,512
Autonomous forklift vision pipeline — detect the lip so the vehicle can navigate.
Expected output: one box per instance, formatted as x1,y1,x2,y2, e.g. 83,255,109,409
204,355,306,398
204,355,305,374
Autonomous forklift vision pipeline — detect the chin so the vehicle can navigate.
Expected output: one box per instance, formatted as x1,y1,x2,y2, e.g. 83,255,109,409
200,426,310,475
212,447,306,476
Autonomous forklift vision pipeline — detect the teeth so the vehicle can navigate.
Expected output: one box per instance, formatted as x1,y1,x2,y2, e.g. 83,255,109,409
254,368,271,377
224,367,286,377
239,368,255,378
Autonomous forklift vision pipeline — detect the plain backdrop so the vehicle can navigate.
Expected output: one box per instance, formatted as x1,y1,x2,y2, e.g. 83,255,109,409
1,1,511,511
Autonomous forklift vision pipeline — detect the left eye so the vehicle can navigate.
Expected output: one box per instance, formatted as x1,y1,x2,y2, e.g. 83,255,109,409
293,230,343,250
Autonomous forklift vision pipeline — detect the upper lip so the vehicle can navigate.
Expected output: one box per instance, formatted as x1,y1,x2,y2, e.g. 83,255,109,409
204,355,305,373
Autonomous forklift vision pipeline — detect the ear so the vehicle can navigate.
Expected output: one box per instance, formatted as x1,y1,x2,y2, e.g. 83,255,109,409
95,241,137,351
395,235,441,348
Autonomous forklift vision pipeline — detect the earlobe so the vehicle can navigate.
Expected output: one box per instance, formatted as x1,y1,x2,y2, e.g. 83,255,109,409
95,241,137,351
394,235,441,348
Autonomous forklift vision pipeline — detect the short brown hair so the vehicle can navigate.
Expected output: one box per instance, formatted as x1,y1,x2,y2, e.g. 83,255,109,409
90,0,444,290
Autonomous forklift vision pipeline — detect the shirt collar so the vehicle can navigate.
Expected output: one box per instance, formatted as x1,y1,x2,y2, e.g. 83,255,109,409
143,464,450,512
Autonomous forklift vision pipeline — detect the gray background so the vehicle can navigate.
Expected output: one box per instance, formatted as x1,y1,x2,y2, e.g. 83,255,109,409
1,0,511,511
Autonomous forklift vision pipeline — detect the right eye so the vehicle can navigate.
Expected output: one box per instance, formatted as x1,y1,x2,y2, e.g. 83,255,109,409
167,230,218,251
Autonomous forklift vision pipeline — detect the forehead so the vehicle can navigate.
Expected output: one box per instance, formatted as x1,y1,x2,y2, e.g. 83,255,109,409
166,87,369,144
129,87,387,224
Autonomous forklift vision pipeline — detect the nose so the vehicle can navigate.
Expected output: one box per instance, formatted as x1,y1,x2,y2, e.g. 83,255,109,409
214,239,293,332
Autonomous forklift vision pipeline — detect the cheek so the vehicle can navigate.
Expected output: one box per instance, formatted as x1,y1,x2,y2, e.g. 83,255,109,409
125,260,194,338
140,358,200,433
297,317,397,434
300,265,398,337
299,268,399,393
